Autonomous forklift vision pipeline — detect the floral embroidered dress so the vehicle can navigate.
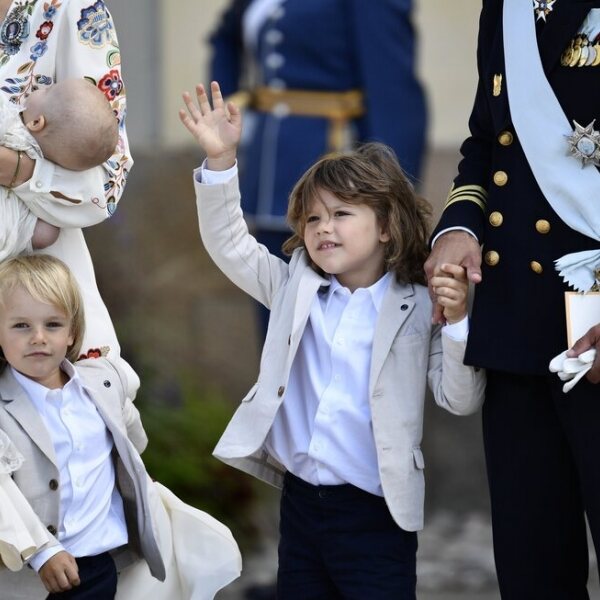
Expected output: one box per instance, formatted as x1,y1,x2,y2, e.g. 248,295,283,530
0,0,138,397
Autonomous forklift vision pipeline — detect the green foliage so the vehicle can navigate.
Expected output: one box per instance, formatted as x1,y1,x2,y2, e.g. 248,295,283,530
137,375,259,548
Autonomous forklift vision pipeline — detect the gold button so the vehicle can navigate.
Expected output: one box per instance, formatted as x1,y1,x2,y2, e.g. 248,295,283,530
530,261,543,274
493,171,508,186
489,211,504,227
498,131,514,146
484,250,500,266
535,219,551,234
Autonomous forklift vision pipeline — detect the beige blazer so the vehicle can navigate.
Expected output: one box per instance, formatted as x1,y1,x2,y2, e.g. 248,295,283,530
196,175,486,533
0,358,165,600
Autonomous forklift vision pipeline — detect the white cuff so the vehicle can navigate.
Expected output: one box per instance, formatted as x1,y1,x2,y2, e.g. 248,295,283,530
442,315,469,341
28,543,64,573
431,226,478,248
194,160,238,185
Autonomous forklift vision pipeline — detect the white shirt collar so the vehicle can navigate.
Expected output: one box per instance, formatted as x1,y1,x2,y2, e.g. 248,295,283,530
323,272,392,313
12,360,79,417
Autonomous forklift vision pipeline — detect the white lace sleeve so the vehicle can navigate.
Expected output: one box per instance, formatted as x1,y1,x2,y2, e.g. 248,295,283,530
0,430,24,475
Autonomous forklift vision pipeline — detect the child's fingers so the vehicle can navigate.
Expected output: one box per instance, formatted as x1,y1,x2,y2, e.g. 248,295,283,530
181,91,201,122
210,81,224,109
440,263,468,281
228,101,242,127
196,83,212,116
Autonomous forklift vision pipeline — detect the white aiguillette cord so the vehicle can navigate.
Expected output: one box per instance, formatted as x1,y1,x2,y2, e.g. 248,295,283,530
504,0,600,292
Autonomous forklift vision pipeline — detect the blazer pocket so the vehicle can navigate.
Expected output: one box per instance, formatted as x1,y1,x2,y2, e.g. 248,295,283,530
412,446,425,470
241,382,259,403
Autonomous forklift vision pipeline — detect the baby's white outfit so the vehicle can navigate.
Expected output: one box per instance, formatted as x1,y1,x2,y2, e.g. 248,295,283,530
0,96,43,261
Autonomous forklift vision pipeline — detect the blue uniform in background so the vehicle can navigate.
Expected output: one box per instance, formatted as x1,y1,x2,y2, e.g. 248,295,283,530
209,0,427,237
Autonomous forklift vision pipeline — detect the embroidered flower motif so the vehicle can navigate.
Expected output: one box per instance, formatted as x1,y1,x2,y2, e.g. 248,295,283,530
0,11,30,57
77,1,113,48
43,3,59,20
98,69,122,101
78,346,110,360
29,41,47,60
36,21,53,40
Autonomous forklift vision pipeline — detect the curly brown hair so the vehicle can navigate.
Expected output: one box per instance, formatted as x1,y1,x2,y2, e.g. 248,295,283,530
283,142,431,285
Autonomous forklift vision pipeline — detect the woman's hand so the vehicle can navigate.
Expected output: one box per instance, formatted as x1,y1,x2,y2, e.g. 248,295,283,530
179,81,241,171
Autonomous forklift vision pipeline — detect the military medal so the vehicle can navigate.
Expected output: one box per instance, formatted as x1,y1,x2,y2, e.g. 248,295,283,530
534,0,557,21
566,120,600,167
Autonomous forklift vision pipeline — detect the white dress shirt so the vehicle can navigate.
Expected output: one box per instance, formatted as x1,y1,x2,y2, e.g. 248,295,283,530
266,274,392,495
13,361,128,571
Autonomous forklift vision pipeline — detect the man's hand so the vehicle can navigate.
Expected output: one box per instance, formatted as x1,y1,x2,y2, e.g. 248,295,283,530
567,323,600,384
39,551,80,594
179,81,241,171
424,230,482,324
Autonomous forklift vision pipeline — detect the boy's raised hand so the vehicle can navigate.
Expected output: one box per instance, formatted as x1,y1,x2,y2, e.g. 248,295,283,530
179,81,241,171
430,263,469,324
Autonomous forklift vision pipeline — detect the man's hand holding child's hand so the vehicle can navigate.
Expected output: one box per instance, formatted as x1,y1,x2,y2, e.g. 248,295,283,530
429,263,468,324
179,81,242,171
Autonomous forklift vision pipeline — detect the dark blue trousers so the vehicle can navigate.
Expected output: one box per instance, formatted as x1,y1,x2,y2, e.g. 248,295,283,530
277,472,417,599
483,371,600,599
46,552,117,600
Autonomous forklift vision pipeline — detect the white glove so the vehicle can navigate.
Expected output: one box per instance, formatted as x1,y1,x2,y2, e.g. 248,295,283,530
549,349,597,393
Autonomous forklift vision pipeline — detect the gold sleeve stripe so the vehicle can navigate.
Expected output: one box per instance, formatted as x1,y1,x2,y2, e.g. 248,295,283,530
444,184,488,212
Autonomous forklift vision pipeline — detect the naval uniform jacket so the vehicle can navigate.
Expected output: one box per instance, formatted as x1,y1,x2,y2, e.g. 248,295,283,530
0,358,165,600
432,0,600,375
209,0,427,230
196,174,485,532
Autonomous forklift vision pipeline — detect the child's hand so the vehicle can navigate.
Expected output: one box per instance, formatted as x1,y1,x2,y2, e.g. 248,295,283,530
179,81,241,171
39,551,80,593
430,263,468,324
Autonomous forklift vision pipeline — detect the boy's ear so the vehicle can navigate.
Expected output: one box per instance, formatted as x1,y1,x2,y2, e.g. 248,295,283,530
24,115,46,133
379,227,391,243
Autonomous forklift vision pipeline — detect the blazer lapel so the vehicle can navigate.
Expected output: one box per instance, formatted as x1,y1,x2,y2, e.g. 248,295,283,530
369,279,415,396
291,264,329,336
0,370,57,466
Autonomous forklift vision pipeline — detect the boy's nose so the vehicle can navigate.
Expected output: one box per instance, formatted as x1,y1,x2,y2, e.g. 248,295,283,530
318,218,332,233
31,328,46,343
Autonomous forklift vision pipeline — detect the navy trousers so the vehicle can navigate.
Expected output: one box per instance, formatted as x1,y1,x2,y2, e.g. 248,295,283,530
277,472,418,599
46,552,117,600
483,371,600,599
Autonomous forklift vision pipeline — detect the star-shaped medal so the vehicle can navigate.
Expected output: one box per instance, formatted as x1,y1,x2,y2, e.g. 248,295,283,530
533,0,557,22
566,120,600,167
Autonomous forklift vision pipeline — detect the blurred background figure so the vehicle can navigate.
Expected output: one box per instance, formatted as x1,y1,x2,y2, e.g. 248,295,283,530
209,0,427,333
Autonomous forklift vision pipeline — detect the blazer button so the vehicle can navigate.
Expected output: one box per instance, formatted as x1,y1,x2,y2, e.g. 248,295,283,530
48,479,58,491
277,386,285,397
400,304,409,311
535,219,551,234
103,380,111,388
498,131,514,146
489,211,504,227
47,525,57,535
493,171,508,186
530,261,543,274
484,250,500,266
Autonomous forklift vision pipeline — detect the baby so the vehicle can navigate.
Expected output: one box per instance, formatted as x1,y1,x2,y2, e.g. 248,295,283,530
0,78,118,258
